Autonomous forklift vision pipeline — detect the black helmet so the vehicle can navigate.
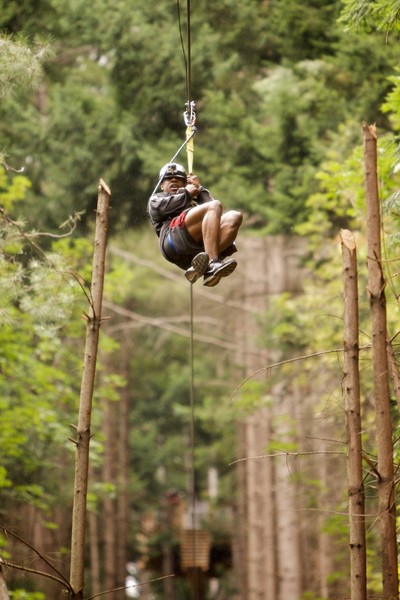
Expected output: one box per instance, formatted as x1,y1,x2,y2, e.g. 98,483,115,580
159,162,187,182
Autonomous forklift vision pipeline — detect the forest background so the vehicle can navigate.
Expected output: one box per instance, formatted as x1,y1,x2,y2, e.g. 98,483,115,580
2,0,400,599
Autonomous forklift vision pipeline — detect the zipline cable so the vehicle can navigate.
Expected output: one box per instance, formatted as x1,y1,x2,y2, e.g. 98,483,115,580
178,0,201,594
176,0,192,106
149,0,196,202
177,0,196,174
186,0,192,107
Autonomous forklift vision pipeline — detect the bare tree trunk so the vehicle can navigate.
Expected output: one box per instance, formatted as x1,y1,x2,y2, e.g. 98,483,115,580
363,123,398,600
116,336,131,597
162,494,175,600
316,434,333,599
259,409,278,600
89,510,101,597
0,562,10,600
245,417,266,600
234,421,248,600
274,386,301,600
102,394,117,598
341,229,367,600
70,179,111,599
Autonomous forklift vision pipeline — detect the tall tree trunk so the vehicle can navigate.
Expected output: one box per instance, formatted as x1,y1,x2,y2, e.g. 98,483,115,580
363,124,398,599
245,417,266,600
102,393,117,598
234,421,248,600
274,385,301,600
341,229,367,600
316,434,333,599
0,562,10,600
88,510,101,597
116,337,131,597
161,494,175,600
70,179,111,599
259,408,278,600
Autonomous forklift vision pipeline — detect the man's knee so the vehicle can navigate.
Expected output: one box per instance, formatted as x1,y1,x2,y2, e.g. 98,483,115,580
207,199,223,215
226,210,243,229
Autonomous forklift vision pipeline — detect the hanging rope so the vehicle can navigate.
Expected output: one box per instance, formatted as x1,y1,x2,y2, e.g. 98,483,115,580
189,284,200,600
184,0,199,588
178,1,201,595
149,1,196,199
177,0,196,175
186,0,192,106
176,0,192,106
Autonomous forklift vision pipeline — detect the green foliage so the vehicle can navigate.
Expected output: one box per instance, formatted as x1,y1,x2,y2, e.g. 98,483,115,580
9,592,45,600
340,0,400,32
263,0,341,62
0,34,51,98
0,0,398,235
381,67,400,130
261,292,312,353
0,165,31,212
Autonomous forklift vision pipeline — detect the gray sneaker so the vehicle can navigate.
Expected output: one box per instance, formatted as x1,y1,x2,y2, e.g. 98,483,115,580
203,259,237,287
184,252,209,284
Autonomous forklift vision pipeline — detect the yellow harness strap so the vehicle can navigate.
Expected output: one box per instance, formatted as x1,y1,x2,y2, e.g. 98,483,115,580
186,125,194,174
184,101,196,174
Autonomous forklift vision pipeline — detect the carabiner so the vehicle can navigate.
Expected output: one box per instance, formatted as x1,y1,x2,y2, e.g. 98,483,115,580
183,100,196,128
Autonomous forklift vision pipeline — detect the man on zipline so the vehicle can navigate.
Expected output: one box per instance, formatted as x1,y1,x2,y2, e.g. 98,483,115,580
148,162,243,287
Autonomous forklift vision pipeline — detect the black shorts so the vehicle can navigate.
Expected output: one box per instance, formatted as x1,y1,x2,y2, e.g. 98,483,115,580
160,211,204,270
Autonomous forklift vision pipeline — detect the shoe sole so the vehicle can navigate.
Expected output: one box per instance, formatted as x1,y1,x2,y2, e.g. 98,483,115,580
203,260,237,287
184,252,209,284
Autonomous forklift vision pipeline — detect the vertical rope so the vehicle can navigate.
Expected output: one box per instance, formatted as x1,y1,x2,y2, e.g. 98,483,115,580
189,284,199,600
176,0,192,105
184,0,194,174
178,3,199,596
186,0,192,106
185,5,196,592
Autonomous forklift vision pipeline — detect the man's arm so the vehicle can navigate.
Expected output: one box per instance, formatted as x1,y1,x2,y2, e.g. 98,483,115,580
187,174,212,204
148,189,191,222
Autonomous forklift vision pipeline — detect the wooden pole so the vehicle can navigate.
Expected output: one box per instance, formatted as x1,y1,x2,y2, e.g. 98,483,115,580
363,123,398,600
70,179,111,599
340,229,366,600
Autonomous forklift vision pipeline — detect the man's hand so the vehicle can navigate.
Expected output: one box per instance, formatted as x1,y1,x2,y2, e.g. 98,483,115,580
187,174,200,187
186,183,200,197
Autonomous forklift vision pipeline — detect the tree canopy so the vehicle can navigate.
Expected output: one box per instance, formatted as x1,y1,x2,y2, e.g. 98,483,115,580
1,0,399,233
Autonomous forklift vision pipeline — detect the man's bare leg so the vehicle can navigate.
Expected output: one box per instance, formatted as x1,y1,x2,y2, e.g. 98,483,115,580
218,210,243,255
185,201,223,260
201,201,223,259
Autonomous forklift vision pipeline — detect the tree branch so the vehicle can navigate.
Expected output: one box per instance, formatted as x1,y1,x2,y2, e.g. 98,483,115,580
86,574,175,600
0,527,72,591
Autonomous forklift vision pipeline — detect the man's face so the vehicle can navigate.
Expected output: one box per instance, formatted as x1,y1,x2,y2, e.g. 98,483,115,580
161,176,186,194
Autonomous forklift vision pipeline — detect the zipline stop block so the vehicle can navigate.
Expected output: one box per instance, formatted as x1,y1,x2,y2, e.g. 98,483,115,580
180,529,210,571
